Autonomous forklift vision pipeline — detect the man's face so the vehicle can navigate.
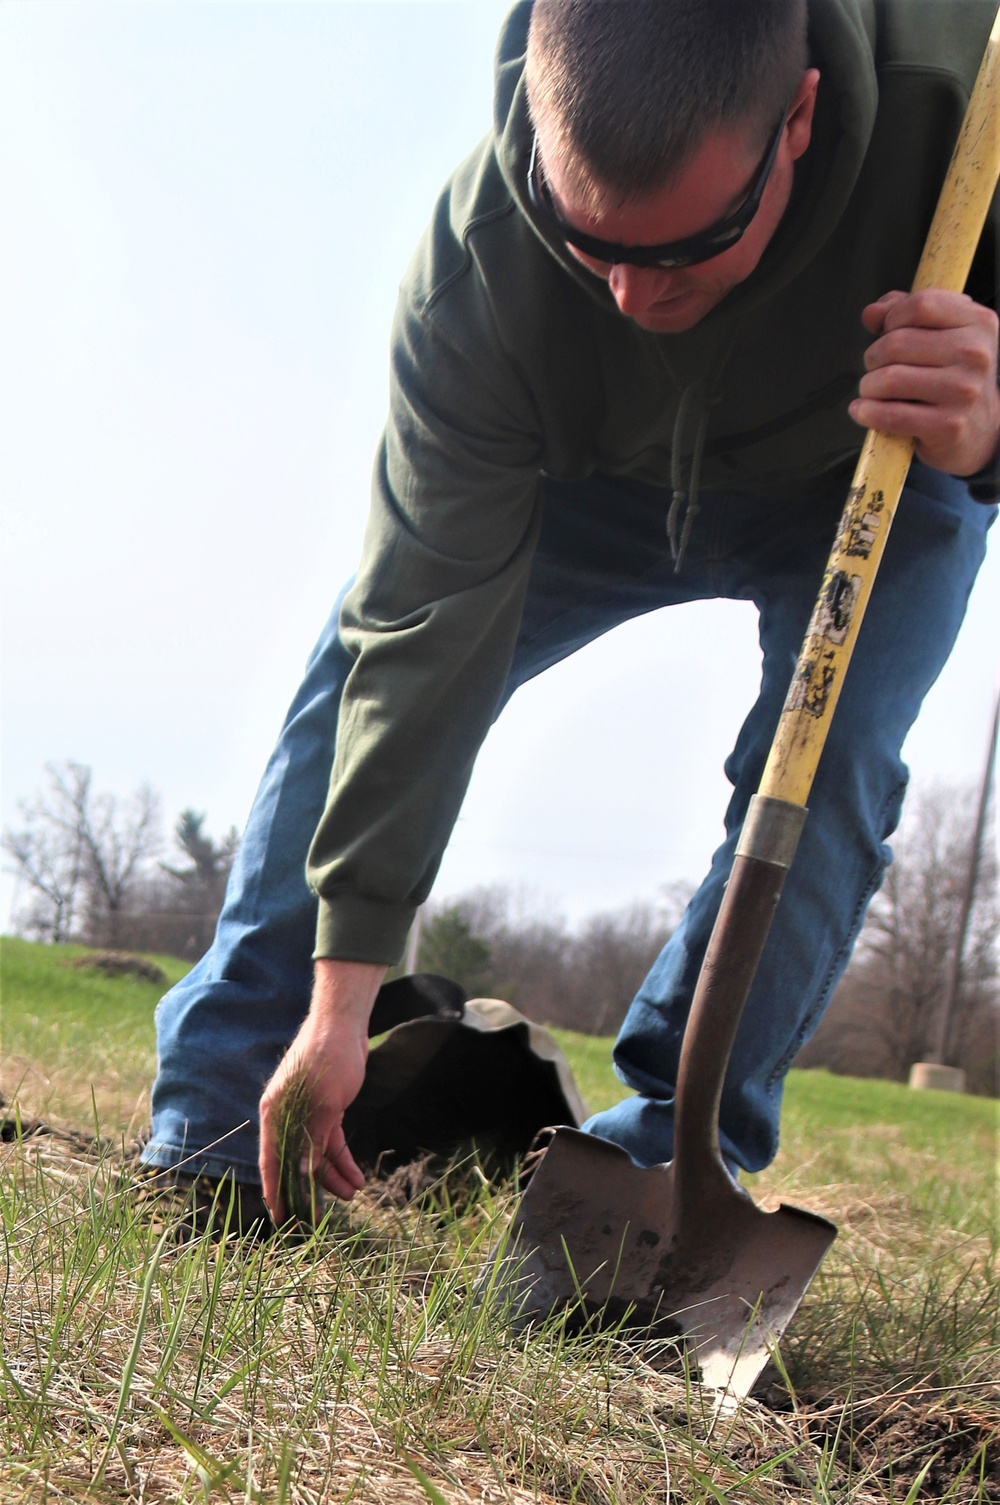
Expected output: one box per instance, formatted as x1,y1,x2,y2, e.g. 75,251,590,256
536,70,819,334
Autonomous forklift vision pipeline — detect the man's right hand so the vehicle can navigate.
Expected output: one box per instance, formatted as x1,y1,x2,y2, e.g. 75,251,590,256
259,956,386,1223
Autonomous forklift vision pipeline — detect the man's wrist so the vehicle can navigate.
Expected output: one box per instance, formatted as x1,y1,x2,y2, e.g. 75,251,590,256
956,386,1000,498
310,958,385,1033
960,432,1000,501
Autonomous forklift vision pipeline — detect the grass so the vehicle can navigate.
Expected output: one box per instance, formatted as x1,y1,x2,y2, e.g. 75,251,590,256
1,939,188,1132
1,936,998,1503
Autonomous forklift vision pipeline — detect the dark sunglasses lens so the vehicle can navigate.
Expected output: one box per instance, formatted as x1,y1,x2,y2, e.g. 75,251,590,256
527,112,779,272
653,227,742,268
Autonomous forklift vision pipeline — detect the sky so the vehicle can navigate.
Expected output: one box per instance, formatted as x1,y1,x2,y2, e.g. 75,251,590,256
2,1,997,937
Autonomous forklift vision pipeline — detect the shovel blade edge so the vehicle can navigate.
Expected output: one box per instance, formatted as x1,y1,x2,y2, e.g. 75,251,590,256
499,1128,837,1397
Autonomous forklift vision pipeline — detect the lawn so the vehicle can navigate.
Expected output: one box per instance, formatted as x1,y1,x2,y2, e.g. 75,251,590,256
1,937,997,1503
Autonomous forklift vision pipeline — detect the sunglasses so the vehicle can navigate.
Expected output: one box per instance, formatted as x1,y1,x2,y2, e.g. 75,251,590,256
526,105,790,270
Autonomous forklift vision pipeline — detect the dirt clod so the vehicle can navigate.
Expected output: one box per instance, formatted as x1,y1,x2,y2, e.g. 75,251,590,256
813,1395,999,1500
69,950,168,985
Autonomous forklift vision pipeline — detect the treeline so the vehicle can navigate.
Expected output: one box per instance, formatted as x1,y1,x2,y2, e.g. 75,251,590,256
413,881,694,1036
3,762,237,960
6,765,996,1095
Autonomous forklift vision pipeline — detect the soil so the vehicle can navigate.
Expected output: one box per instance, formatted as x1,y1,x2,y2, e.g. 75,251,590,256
0,1100,99,1150
806,1394,1000,1501
68,950,169,985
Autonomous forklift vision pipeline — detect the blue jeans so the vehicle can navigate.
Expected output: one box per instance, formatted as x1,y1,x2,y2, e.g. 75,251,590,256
145,465,992,1183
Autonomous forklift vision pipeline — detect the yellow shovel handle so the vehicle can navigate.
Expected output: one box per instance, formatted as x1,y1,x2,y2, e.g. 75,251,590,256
758,7,1000,808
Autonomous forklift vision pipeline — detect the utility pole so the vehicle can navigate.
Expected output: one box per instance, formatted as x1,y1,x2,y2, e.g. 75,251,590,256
911,692,999,1090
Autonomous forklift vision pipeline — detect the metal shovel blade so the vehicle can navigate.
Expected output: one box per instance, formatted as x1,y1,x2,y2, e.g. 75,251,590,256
493,847,837,1396
505,1128,836,1397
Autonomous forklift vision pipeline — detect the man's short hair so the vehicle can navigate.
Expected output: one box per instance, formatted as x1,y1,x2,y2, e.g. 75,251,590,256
526,0,808,211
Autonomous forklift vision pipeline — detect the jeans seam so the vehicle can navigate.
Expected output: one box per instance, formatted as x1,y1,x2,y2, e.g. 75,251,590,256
703,493,733,581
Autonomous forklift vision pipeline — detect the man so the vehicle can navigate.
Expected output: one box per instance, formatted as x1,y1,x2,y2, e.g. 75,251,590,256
143,0,998,1225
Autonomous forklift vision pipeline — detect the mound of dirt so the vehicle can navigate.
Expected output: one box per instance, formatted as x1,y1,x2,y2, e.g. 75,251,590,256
69,950,169,985
0,1095,98,1151
813,1395,999,1500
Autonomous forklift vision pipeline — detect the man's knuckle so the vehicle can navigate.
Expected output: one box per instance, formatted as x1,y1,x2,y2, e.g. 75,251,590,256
953,374,979,405
963,340,992,375
869,366,898,395
881,332,910,363
978,305,999,338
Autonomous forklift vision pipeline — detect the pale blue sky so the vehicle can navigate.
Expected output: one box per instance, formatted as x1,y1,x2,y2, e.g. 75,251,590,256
2,1,997,931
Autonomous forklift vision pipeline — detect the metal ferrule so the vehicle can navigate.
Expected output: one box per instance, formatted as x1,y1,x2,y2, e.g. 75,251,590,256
735,795,808,869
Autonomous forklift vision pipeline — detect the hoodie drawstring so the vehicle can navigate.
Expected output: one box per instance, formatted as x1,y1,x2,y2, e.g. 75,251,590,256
667,381,712,574
664,318,747,573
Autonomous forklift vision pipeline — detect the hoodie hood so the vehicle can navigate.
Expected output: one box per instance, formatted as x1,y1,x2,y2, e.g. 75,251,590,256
490,0,882,568
492,0,879,326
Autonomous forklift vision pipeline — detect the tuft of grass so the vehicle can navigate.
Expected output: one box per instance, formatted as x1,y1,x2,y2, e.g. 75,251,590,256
273,1067,326,1237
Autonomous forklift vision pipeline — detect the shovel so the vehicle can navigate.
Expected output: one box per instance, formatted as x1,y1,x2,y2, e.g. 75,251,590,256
500,10,1000,1398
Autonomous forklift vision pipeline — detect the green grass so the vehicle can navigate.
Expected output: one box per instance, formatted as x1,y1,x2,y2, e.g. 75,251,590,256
548,1027,626,1114
778,1067,997,1157
1,937,188,1131
2,936,998,1503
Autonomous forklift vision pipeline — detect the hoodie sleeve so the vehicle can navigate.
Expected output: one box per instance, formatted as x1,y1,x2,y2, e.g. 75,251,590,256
308,235,544,963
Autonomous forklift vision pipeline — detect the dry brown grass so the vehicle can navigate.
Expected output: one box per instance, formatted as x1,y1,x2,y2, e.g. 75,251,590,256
3,938,997,1502
1,1118,998,1505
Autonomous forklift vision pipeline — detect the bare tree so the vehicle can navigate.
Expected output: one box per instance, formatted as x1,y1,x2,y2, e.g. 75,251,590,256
76,772,162,946
568,901,677,1035
796,784,999,1094
457,885,571,1019
4,762,161,946
2,819,84,943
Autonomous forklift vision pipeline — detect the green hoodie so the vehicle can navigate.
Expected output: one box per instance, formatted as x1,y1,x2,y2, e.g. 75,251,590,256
309,0,998,963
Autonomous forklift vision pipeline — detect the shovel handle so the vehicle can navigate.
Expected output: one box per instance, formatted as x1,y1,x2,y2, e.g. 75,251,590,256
759,7,1000,810
674,9,1000,1175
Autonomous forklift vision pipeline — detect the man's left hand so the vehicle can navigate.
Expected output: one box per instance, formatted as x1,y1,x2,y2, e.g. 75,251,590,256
850,289,1000,477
